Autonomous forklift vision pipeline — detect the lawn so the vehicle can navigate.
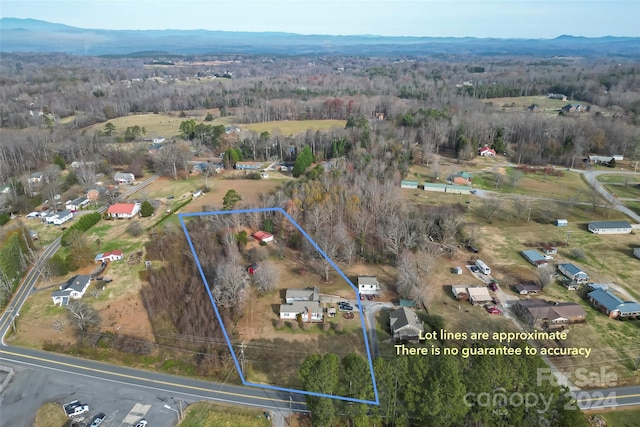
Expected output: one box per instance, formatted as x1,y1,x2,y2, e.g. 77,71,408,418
602,184,640,200
241,119,346,136
178,402,270,427
33,402,70,427
483,95,591,112
598,408,640,427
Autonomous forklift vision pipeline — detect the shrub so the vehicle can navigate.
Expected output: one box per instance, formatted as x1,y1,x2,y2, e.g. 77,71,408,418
570,248,587,261
334,323,343,332
289,321,298,330
246,172,262,180
275,319,285,330
126,221,144,237
48,254,68,276
322,322,331,331
0,213,9,226
302,322,311,330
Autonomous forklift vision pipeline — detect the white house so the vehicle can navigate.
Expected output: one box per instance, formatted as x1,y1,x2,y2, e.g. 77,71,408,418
95,250,124,263
478,146,496,157
51,275,92,306
279,301,323,322
65,196,90,211
28,172,43,184
558,263,590,284
114,172,135,185
357,276,381,295
588,221,632,235
107,202,141,219
71,161,95,168
45,210,73,225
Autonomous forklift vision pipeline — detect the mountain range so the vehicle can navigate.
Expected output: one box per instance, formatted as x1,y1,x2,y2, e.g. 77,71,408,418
1,18,639,57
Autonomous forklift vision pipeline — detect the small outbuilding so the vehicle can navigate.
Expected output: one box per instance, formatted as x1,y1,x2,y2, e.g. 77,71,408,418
400,180,419,189
555,219,568,227
252,231,274,243
521,250,549,268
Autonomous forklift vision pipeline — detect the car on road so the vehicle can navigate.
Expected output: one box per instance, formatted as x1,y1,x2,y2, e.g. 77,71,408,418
135,420,148,427
89,413,106,427
486,306,502,315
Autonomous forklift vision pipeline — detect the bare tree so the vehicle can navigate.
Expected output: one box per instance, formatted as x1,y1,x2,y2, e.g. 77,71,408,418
476,198,501,221
416,242,443,276
66,301,100,333
212,260,248,310
396,251,419,299
254,262,278,292
535,266,555,289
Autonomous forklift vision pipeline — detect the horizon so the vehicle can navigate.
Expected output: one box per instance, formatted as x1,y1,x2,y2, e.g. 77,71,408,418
1,0,639,39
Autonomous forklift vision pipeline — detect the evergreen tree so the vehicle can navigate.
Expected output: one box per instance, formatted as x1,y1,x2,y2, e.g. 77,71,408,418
140,200,155,217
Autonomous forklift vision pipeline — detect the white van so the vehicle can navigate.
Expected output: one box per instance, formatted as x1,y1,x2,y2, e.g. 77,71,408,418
475,259,491,275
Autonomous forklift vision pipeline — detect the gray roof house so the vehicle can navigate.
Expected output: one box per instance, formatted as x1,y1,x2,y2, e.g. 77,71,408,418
521,250,549,268
587,289,640,320
515,284,542,295
114,172,135,185
357,276,380,295
588,221,632,235
284,287,319,304
389,307,424,342
558,263,589,284
51,275,92,306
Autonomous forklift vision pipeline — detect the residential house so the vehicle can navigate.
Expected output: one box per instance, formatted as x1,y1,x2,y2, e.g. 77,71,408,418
28,172,43,184
423,183,447,193
478,146,496,157
285,287,319,304
587,289,640,320
107,202,141,219
515,284,542,295
513,300,586,330
234,162,265,170
389,307,425,342
451,285,470,301
94,250,124,263
65,196,90,211
558,263,589,284
542,246,558,256
548,93,567,101
467,286,493,305
225,126,240,134
588,221,632,235
45,210,73,225
521,250,549,268
446,172,473,186
588,155,615,165
51,275,92,306
280,287,322,322
400,180,419,189
445,185,472,195
634,248,640,260
561,104,585,113
253,230,274,243
70,161,95,168
152,137,165,144
114,172,135,185
357,276,381,296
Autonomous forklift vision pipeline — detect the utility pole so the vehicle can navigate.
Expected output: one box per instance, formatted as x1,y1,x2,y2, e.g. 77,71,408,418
565,231,572,247
634,354,640,371
238,342,246,375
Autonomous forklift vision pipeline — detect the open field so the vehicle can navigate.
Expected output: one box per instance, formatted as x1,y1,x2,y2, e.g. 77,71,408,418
178,402,271,427
83,113,231,139
241,119,346,136
602,183,640,200
484,95,591,112
596,407,640,427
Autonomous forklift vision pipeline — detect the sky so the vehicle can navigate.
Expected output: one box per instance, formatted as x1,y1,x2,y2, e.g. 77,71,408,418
1,0,639,38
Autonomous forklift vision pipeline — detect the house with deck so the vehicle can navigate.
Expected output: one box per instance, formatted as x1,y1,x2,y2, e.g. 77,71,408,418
389,307,424,342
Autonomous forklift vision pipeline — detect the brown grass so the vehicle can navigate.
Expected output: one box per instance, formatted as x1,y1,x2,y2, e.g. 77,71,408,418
33,402,70,427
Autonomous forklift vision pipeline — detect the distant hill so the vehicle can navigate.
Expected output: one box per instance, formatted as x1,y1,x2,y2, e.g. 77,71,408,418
1,17,639,57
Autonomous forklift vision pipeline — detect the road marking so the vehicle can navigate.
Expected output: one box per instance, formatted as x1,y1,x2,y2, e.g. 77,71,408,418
0,349,302,406
122,403,151,424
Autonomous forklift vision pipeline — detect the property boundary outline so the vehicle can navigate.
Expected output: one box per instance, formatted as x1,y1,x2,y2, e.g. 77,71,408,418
178,207,380,405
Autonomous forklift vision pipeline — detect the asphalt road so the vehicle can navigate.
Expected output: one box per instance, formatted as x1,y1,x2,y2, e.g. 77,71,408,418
0,346,306,426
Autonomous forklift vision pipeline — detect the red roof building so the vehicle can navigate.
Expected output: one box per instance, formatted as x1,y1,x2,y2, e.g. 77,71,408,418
107,202,141,219
479,146,497,157
253,231,274,242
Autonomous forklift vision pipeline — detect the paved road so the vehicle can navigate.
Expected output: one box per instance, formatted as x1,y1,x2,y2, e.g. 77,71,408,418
0,346,306,426
581,169,640,223
573,384,640,410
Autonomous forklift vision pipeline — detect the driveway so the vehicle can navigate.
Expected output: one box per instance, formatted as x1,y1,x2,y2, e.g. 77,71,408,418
358,300,394,358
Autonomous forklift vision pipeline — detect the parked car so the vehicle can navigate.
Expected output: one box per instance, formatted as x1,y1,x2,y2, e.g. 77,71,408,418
89,413,106,427
135,420,148,427
63,400,89,417
489,282,498,292
486,306,502,315
466,245,479,253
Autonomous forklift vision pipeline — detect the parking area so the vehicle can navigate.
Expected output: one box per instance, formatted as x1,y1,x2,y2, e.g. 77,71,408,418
1,364,186,427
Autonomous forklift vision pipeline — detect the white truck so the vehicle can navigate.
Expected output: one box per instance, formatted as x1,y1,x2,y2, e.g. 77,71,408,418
63,400,90,417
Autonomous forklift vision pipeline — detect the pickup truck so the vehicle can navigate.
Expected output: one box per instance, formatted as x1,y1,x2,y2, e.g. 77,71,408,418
63,400,90,417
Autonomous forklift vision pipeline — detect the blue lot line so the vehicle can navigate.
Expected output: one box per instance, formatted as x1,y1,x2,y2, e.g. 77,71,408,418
179,207,380,405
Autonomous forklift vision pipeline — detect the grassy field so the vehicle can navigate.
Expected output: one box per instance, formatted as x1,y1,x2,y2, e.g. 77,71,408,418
178,402,271,427
603,184,640,200
33,402,70,427
596,408,640,427
483,95,590,112
83,113,231,139
242,119,346,135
